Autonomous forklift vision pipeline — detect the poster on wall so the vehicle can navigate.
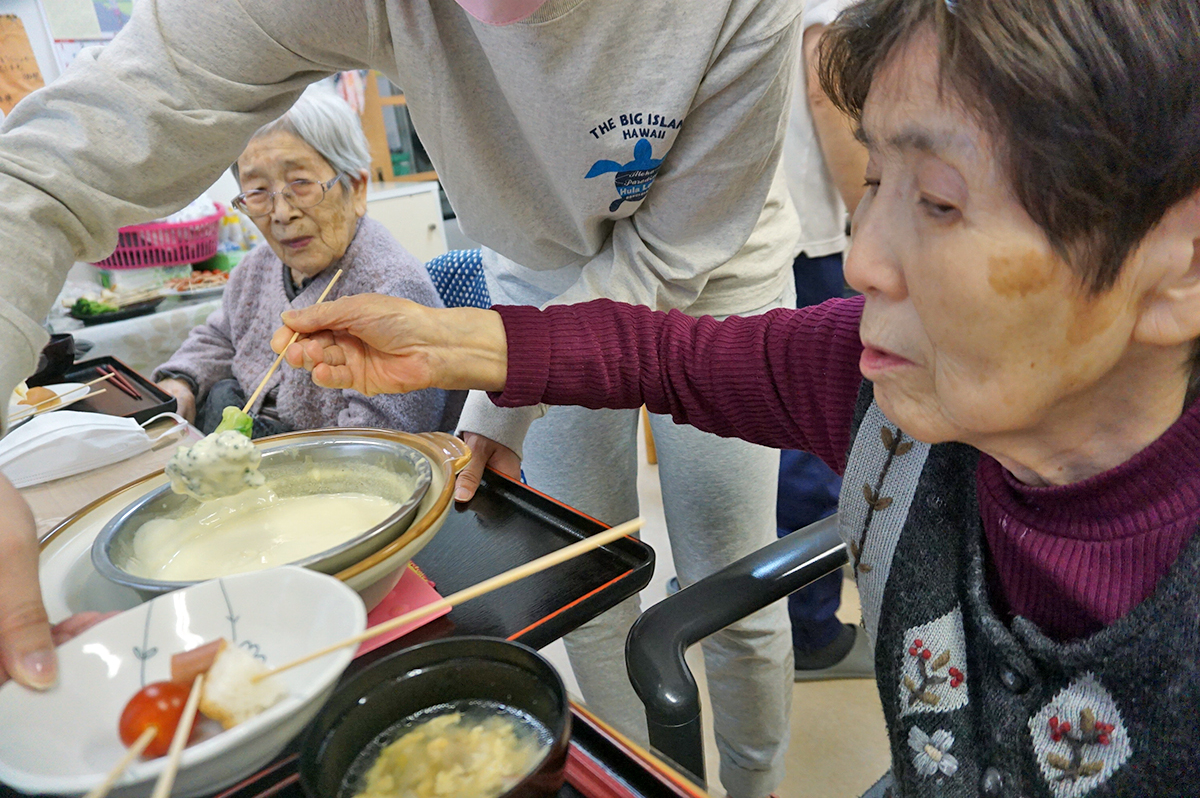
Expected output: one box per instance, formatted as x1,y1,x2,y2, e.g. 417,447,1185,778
42,0,101,40
42,0,131,73
0,14,45,116
90,0,132,34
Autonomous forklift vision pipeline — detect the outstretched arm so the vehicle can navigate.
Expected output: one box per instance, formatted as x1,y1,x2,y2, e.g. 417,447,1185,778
274,294,865,472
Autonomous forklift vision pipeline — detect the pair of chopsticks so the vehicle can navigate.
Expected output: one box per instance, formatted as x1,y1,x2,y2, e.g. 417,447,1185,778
84,675,205,798
85,515,642,797
8,373,114,424
95,365,142,400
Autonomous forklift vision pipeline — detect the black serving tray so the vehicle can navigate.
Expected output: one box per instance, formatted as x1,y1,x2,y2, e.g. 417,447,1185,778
59,356,177,425
69,298,163,326
0,470,657,798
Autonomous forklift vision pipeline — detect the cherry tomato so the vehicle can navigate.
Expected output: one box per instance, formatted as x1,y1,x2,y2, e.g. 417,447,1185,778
118,681,194,758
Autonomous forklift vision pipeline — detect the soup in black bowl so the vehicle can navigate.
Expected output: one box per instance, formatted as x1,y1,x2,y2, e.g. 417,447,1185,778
299,637,571,798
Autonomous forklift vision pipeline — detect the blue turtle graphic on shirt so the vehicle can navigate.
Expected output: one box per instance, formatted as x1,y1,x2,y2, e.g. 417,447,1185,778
585,139,664,213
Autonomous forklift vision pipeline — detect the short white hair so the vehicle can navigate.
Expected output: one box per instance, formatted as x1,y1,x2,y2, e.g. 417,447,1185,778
234,86,371,181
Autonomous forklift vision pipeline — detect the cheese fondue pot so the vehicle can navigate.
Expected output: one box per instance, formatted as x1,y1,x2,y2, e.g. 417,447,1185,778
91,434,434,599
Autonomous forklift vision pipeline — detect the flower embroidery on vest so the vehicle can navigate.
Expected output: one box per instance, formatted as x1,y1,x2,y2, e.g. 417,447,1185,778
1029,674,1131,797
908,726,959,778
899,606,969,717
852,425,914,573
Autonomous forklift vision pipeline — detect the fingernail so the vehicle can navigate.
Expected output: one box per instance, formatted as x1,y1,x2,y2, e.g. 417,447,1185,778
281,309,296,320
18,649,56,689
454,487,470,502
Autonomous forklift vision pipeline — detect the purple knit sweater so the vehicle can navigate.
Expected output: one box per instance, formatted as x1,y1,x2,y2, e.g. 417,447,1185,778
492,296,1200,641
155,217,448,433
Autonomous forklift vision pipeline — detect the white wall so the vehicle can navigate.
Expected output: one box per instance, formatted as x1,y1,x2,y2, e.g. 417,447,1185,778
0,0,60,83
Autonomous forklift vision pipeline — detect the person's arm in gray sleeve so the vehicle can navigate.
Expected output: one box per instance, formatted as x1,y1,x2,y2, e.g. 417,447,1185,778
0,0,392,421
0,0,390,688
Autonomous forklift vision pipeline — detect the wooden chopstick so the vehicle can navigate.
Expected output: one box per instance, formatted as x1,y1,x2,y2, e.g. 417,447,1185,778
82,726,156,798
240,269,343,415
149,674,204,798
253,517,644,682
98,365,142,400
11,388,107,423
9,375,114,423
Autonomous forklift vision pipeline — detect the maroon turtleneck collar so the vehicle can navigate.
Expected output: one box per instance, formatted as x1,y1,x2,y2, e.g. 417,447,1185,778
976,397,1200,640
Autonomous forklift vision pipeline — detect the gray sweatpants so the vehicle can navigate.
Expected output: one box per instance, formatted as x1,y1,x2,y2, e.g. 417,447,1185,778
519,291,796,798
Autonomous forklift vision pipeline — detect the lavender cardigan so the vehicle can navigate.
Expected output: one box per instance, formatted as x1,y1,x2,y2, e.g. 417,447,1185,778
154,217,448,432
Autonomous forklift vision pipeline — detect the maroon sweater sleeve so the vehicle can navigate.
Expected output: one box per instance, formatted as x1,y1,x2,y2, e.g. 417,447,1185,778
490,296,866,475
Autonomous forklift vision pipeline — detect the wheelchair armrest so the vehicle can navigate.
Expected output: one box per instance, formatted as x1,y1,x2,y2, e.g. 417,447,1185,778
624,514,847,783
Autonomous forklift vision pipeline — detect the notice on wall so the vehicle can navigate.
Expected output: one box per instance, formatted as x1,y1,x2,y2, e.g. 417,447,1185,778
0,15,45,117
43,0,102,40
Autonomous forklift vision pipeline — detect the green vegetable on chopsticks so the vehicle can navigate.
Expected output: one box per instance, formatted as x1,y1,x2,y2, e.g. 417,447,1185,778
214,406,253,437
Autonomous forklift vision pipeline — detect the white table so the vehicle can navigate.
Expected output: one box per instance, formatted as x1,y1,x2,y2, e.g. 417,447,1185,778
49,294,222,379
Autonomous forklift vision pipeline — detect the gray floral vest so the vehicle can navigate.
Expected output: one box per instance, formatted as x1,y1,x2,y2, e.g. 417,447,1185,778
840,383,1200,798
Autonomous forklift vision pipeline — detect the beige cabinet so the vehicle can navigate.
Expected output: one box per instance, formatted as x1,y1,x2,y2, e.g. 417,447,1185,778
366,181,448,263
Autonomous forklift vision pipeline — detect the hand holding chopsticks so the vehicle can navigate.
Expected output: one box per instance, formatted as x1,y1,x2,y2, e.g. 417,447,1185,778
253,516,644,682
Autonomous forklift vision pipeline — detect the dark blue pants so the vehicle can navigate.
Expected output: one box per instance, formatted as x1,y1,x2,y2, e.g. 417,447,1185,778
780,251,845,652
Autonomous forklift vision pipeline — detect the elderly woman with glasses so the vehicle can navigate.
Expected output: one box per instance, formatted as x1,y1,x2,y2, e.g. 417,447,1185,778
154,89,449,438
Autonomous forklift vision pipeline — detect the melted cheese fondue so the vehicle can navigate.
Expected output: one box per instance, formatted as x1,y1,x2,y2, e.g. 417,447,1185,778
127,490,401,581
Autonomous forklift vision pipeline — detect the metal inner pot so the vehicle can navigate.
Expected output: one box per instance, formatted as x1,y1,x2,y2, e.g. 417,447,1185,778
91,436,432,598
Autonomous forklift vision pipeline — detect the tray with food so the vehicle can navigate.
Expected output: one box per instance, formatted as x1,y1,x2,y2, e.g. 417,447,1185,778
10,453,653,798
68,290,167,326
8,381,96,426
57,357,178,424
166,269,230,299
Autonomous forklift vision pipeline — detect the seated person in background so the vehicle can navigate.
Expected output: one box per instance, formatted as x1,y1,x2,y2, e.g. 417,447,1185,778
274,0,1200,794
155,88,447,437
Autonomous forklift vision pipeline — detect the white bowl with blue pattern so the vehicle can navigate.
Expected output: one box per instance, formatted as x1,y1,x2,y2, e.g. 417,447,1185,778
0,565,366,797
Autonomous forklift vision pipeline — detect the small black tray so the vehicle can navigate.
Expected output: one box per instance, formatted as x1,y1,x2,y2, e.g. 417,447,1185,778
69,298,163,326
60,356,177,424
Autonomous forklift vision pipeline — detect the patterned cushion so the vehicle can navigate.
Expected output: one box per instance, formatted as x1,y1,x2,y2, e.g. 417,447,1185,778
425,249,491,309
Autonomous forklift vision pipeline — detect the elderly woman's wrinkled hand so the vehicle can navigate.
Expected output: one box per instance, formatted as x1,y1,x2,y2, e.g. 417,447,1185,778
272,294,509,397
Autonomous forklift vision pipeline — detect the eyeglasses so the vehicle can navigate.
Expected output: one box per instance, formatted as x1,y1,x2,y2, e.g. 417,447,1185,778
232,176,343,217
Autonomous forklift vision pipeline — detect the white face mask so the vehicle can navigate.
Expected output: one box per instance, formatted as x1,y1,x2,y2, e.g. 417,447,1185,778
0,411,189,488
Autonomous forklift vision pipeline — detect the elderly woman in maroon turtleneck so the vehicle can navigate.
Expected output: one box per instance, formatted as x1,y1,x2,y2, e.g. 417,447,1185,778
278,0,1200,795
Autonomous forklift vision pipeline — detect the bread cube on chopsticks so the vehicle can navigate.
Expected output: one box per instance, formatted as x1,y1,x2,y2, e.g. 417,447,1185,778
173,638,287,729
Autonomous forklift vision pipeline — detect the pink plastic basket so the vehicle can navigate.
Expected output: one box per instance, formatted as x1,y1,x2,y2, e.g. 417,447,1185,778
92,207,224,269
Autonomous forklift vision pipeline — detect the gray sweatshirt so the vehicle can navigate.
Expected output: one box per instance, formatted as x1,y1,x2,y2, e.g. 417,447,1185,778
0,0,801,448
152,217,448,433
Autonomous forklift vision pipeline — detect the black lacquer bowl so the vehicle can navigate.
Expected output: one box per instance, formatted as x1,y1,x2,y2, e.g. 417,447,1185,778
26,334,75,387
299,637,572,798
